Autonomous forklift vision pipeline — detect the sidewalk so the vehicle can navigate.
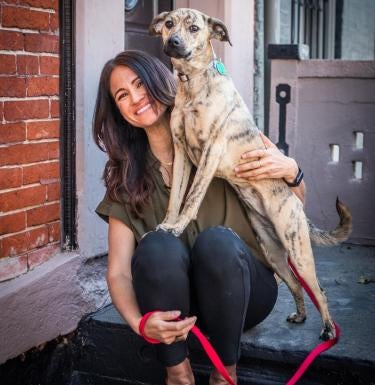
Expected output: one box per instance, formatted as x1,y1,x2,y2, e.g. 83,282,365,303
239,244,375,382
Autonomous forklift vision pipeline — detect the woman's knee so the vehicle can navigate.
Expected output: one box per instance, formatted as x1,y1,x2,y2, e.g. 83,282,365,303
192,226,246,273
132,230,190,277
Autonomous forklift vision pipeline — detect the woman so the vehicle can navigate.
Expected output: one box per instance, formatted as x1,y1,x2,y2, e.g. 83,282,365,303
93,50,305,385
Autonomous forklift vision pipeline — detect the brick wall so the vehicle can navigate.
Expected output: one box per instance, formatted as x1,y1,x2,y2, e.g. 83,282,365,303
0,0,60,282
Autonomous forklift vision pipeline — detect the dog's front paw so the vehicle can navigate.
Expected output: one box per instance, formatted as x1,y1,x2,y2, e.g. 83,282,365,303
320,321,336,341
287,312,307,324
156,223,182,237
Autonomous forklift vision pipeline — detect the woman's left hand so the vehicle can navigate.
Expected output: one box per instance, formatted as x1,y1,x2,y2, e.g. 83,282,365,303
234,132,298,183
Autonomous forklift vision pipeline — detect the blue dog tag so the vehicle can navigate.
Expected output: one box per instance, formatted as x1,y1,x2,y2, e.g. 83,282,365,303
214,60,227,75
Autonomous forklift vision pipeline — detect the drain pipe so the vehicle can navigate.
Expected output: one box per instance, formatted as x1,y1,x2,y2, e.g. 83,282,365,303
264,0,280,135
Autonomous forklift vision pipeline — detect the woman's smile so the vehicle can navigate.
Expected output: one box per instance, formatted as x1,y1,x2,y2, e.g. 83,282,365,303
110,65,167,128
135,103,152,115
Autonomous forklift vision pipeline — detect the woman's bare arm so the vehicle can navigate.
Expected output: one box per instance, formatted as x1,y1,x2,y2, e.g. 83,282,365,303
107,217,197,342
107,216,141,334
235,132,305,204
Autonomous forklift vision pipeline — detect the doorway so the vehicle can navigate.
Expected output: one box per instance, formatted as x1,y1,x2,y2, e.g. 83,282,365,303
125,0,174,67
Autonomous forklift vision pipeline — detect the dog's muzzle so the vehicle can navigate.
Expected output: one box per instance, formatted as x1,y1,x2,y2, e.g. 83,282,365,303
164,35,191,58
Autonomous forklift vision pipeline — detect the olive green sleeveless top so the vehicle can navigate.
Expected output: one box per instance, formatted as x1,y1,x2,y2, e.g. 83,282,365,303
95,150,264,260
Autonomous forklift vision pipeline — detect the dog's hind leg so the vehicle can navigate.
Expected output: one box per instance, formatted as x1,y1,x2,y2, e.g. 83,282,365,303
275,213,336,340
273,259,306,323
251,218,306,324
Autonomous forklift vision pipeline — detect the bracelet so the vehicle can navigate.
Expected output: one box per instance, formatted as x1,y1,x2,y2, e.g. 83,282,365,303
138,311,161,344
283,167,304,187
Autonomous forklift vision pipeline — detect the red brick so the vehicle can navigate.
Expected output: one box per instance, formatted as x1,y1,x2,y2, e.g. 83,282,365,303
20,0,58,11
47,221,60,242
0,185,46,212
0,141,58,166
0,30,24,50
17,55,39,75
49,12,58,32
1,232,28,257
48,140,59,158
24,33,59,53
39,56,59,75
0,226,50,258
0,167,22,189
0,122,26,144
4,99,49,121
50,99,59,117
0,102,3,121
27,76,59,96
27,202,60,226
2,6,50,31
0,254,28,282
23,161,59,184
0,54,16,75
0,211,26,236
1,0,19,4
27,119,59,139
27,225,48,249
46,182,60,201
28,243,59,270
0,77,26,98
0,143,47,166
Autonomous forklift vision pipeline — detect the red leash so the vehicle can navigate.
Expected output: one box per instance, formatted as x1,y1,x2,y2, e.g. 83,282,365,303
286,257,340,385
139,257,340,385
139,311,236,385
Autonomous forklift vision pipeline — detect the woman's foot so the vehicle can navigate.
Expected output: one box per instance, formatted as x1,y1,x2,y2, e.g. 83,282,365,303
209,364,237,385
166,358,195,385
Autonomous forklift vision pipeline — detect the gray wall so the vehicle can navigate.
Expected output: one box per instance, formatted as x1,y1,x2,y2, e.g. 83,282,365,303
341,0,375,60
268,60,375,245
75,0,125,258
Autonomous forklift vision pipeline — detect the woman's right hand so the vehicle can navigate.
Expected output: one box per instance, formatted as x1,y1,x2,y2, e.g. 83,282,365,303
141,310,197,344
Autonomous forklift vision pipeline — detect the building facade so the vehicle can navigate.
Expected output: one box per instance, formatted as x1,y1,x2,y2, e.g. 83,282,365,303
0,0,374,365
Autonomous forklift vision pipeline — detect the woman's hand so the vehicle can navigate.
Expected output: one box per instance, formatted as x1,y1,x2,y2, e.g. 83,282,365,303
234,132,298,183
141,310,197,345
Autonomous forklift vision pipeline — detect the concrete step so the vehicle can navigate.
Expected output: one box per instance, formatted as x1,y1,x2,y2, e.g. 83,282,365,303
71,245,375,385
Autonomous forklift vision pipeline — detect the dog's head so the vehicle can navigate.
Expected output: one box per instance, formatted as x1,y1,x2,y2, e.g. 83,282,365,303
149,8,231,62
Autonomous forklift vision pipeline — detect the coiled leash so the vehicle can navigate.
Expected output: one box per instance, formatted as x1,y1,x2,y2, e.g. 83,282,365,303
139,311,237,385
139,258,340,385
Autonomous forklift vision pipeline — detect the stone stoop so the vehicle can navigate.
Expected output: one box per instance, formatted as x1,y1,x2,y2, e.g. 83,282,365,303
69,245,375,385
68,308,295,385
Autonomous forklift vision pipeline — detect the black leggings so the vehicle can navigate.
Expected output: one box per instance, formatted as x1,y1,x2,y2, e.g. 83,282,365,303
131,226,278,367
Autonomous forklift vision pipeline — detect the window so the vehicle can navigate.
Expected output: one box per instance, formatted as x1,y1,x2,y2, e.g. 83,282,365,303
290,0,337,59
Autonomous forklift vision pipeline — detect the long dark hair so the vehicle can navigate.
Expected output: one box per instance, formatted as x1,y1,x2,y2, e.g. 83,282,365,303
93,50,176,217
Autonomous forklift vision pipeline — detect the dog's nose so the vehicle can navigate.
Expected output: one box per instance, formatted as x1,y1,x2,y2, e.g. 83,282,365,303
168,35,181,48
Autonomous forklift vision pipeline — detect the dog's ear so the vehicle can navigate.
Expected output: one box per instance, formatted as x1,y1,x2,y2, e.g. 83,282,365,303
149,11,170,35
208,17,232,46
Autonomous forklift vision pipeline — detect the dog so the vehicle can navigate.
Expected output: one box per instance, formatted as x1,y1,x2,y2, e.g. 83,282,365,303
149,8,352,340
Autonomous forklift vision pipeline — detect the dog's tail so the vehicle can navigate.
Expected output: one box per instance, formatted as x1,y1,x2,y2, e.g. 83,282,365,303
308,197,352,246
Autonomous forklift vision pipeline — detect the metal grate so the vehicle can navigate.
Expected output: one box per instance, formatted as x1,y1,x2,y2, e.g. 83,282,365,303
59,0,77,250
291,0,337,58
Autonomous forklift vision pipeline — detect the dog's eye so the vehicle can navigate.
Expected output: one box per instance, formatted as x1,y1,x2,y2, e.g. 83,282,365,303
165,20,174,29
189,25,199,33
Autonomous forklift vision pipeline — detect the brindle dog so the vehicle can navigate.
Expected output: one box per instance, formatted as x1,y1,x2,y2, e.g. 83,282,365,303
150,8,352,340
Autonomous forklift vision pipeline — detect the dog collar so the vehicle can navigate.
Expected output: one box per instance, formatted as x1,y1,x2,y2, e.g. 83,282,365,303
178,59,227,82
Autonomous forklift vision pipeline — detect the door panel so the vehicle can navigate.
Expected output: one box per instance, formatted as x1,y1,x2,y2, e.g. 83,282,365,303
125,0,174,67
